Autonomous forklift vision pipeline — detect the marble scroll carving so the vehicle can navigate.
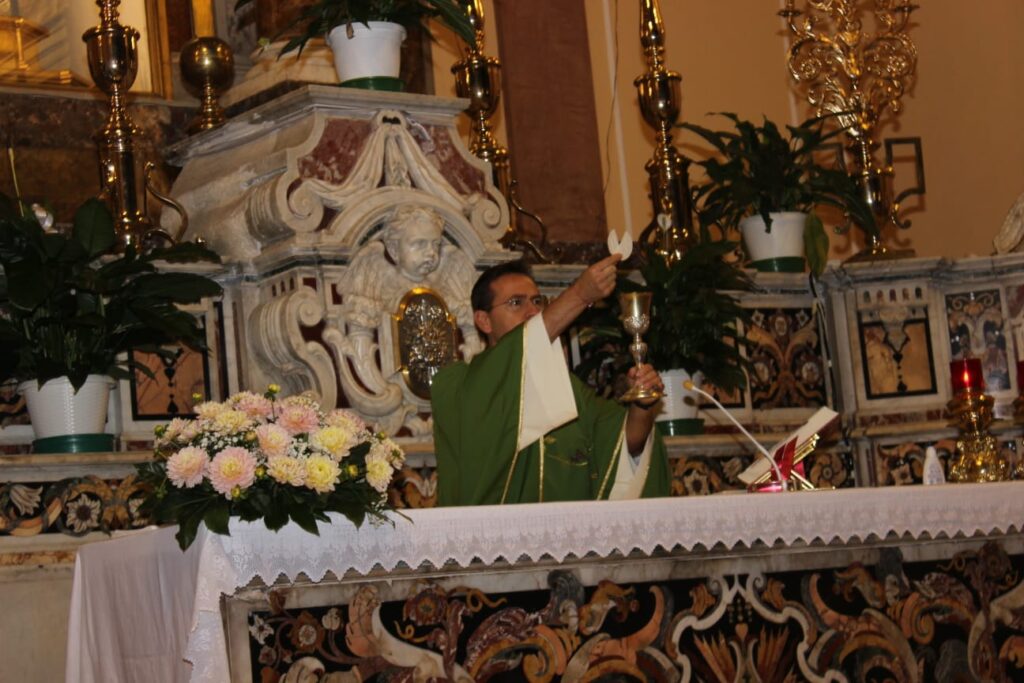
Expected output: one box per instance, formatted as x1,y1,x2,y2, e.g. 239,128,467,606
165,90,510,435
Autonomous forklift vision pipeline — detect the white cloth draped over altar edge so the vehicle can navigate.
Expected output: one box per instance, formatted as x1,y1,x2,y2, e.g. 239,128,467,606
66,482,1024,683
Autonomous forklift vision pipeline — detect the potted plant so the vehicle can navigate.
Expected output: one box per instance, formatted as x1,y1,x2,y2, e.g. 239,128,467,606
0,195,222,453
576,240,754,435
242,0,475,90
680,113,855,276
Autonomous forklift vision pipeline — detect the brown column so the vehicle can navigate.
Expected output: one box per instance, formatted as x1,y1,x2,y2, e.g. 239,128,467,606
493,0,607,245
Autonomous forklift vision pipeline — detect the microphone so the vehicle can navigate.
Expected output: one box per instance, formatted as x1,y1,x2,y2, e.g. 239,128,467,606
682,380,787,490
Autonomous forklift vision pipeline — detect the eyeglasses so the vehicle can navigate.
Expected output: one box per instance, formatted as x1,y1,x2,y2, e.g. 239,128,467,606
490,294,548,312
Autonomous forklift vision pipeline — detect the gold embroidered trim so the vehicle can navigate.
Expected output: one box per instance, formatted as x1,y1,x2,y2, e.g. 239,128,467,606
500,324,530,505
596,415,627,499
538,435,545,502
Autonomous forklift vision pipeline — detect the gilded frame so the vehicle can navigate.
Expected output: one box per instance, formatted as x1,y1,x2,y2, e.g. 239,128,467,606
0,0,174,98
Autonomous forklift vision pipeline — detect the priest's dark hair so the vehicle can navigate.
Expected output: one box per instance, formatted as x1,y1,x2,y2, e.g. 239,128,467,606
471,260,533,311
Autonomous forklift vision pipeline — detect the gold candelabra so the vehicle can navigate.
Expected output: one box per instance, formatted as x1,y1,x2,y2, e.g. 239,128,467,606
780,0,925,262
82,0,187,249
946,359,1010,483
451,0,551,262
634,0,694,265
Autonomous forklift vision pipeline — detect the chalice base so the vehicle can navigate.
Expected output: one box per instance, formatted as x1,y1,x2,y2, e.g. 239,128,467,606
618,384,662,404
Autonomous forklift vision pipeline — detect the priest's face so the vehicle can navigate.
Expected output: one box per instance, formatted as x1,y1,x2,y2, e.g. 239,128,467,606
474,273,544,345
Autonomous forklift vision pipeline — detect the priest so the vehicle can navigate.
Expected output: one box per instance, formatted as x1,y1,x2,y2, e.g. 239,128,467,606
431,256,671,506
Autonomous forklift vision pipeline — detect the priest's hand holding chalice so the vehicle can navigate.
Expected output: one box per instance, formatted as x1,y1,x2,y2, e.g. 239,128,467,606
605,229,664,409
618,291,663,405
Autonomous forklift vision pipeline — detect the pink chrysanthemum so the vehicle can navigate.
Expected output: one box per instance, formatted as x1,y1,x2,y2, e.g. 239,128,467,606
256,423,292,458
166,446,208,488
231,392,274,421
277,404,320,436
208,447,257,498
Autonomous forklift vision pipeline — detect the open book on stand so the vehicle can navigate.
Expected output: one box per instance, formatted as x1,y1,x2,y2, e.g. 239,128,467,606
738,407,839,491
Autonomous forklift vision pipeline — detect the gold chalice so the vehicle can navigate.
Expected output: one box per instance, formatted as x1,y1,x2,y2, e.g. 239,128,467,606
618,292,661,403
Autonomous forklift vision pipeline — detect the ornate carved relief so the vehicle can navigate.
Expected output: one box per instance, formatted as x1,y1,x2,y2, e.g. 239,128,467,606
168,92,509,435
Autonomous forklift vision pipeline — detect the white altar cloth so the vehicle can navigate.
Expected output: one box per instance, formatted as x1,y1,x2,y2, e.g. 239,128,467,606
66,482,1024,683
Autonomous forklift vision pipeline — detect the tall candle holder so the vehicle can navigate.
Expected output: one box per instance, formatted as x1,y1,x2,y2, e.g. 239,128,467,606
779,0,925,263
451,0,551,262
634,0,694,265
946,358,1009,483
82,0,187,248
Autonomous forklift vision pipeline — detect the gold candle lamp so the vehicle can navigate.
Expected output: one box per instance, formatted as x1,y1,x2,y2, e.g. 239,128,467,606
180,36,235,134
634,0,694,265
780,0,925,263
451,0,551,262
83,0,187,249
946,358,1009,483
617,292,661,404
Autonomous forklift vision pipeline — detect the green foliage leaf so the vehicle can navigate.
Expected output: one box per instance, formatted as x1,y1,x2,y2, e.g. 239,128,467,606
0,192,221,387
72,198,116,258
575,241,754,394
679,112,871,270
203,499,232,535
272,0,476,58
804,212,829,277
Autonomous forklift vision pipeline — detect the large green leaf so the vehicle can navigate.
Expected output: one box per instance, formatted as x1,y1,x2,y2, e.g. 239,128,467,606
804,212,829,277
130,272,222,302
72,199,116,258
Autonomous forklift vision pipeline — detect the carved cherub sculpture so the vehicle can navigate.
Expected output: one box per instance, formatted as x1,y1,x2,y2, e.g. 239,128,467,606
333,205,482,434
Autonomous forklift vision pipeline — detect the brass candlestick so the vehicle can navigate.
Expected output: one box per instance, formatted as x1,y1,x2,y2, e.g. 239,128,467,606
83,0,187,248
180,36,235,134
634,0,694,265
618,292,661,404
946,360,1009,483
451,0,551,262
780,0,925,263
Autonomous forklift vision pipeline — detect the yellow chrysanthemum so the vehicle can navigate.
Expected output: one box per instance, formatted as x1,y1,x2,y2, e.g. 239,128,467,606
310,426,353,459
305,454,340,493
213,409,251,434
365,456,393,493
267,456,305,487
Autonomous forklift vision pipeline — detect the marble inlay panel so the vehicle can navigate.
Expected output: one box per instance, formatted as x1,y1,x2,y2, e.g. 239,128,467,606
946,289,1011,391
296,119,373,185
857,294,936,399
243,542,1024,682
747,307,826,409
422,125,486,196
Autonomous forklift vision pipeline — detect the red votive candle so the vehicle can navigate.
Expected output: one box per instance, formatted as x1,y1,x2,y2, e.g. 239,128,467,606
950,358,984,394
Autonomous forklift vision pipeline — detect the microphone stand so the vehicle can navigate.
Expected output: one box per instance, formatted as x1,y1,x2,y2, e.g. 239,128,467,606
683,381,788,491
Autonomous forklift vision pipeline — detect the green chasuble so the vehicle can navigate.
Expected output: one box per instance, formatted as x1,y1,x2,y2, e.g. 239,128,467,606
432,317,670,506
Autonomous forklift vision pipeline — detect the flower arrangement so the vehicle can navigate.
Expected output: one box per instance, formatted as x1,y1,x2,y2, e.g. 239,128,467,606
137,386,404,550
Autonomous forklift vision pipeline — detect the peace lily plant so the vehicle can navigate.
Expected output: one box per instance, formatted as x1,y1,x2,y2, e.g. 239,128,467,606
681,113,859,276
0,195,221,447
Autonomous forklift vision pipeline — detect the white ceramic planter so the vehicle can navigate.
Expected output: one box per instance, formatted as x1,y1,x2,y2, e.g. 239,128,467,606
326,21,406,83
656,368,703,422
18,375,113,439
739,212,807,272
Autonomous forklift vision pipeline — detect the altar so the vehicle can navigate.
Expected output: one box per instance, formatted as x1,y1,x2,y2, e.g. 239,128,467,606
66,483,1024,682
